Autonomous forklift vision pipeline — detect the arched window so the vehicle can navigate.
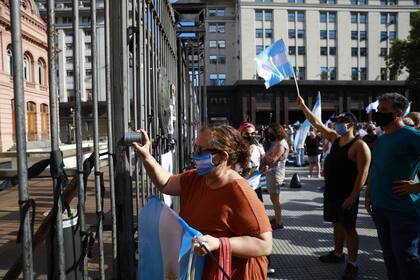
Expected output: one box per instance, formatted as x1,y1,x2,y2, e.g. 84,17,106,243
37,59,46,85
6,47,13,75
40,103,49,139
23,56,29,81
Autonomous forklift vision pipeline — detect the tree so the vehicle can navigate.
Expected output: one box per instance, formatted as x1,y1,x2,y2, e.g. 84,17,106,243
387,11,420,89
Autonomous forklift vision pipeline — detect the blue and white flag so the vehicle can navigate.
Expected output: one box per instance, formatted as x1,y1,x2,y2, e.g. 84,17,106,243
403,102,411,118
294,92,322,151
255,39,295,89
365,100,379,114
139,196,204,280
247,170,263,190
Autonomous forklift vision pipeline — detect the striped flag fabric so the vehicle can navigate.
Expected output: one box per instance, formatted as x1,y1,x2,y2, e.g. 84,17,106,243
255,39,295,89
138,196,204,280
365,100,379,114
294,92,322,151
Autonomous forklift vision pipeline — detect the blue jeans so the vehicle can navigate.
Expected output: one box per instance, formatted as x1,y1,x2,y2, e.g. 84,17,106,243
372,206,420,280
296,148,305,166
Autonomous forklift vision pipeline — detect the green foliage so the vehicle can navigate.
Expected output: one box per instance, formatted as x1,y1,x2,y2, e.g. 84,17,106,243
387,11,420,89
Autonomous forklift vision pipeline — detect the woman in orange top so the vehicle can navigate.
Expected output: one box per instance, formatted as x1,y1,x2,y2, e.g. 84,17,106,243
134,124,272,279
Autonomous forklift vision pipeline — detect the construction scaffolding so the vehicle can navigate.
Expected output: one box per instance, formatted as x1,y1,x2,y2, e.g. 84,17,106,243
3,0,203,279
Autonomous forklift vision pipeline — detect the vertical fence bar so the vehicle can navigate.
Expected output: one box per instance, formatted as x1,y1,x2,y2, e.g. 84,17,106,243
72,0,88,277
110,0,136,277
91,0,105,278
10,2,33,279
104,0,118,276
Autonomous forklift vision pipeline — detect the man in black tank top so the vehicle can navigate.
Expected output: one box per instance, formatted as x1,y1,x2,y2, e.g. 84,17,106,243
297,96,371,280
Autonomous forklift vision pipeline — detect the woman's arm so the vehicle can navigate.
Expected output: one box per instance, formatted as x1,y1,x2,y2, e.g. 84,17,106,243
193,231,272,258
263,143,285,164
133,130,181,195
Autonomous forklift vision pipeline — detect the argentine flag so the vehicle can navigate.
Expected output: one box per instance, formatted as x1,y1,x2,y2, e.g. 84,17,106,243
294,92,322,151
138,196,204,279
255,39,295,89
365,100,379,114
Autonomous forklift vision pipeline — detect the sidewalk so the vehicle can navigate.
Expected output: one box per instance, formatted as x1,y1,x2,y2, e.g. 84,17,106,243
266,167,386,280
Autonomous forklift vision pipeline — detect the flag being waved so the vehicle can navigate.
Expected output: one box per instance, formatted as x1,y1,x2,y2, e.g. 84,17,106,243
294,92,322,151
138,196,204,280
255,39,295,89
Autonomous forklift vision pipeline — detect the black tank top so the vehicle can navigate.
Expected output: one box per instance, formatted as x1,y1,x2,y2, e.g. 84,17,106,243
324,137,359,202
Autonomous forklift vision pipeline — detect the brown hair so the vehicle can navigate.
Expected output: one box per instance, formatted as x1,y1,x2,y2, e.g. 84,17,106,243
268,123,288,141
200,124,250,168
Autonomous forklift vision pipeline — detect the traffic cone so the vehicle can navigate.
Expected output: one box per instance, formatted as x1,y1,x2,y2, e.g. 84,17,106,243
290,173,302,188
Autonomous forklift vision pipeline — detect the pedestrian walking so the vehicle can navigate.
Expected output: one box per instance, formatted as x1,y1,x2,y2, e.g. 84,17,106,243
365,93,420,280
297,95,371,280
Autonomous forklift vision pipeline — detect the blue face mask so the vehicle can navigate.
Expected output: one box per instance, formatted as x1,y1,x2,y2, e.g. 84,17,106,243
335,123,348,135
192,152,216,176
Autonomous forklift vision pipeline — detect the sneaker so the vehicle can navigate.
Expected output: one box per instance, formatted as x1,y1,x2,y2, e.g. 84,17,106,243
270,219,284,230
319,251,345,263
267,267,275,274
307,174,312,178
342,262,358,280
316,174,322,179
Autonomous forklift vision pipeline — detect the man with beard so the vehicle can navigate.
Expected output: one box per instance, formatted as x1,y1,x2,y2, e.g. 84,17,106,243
297,95,371,280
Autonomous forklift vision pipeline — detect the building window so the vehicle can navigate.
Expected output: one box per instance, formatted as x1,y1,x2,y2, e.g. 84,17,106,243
218,40,225,48
320,0,337,3
66,43,73,49
84,30,91,36
23,56,30,81
208,8,225,17
256,10,264,21
380,48,388,57
289,46,296,55
414,0,420,6
85,56,92,63
389,14,397,24
209,23,225,33
380,0,398,5
265,29,273,38
329,67,336,80
360,67,367,80
329,30,336,39
351,13,357,24
66,57,73,63
351,0,367,5
381,68,387,80
6,47,13,75
298,67,306,79
380,13,387,24
360,31,367,40
320,12,327,23
298,46,306,55
288,29,296,38
380,31,388,41
256,45,264,55
209,40,217,48
360,13,367,23
256,28,263,38
265,10,273,21
351,31,358,40
36,59,45,85
85,43,92,49
209,56,217,64
297,29,305,39
329,13,336,23
288,12,295,22
389,31,396,41
351,47,358,56
297,12,305,22
352,67,358,80
320,47,328,55
321,67,328,80
85,69,92,77
360,48,367,56
66,70,73,77
329,47,336,55
288,0,305,3
320,30,327,39
218,56,226,64
209,74,226,86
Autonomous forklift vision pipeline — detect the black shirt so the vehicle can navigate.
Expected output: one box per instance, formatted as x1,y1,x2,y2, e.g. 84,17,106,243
305,135,322,156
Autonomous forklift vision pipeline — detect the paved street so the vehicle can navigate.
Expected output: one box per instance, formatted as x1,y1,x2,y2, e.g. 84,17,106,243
266,167,386,280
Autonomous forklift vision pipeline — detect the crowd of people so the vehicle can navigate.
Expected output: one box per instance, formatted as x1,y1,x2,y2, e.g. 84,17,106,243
133,92,419,280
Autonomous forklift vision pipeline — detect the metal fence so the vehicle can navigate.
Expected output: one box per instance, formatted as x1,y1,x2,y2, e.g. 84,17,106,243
6,0,201,279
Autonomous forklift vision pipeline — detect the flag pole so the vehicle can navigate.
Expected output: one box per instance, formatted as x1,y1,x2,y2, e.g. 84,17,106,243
292,71,301,97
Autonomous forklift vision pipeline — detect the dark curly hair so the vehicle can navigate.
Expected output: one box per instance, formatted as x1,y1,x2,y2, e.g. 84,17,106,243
268,123,288,141
200,124,250,169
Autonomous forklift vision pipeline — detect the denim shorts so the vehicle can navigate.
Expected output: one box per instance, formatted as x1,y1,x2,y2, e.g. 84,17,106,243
266,168,285,195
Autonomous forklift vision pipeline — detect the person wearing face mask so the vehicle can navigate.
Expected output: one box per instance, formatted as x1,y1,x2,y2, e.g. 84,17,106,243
260,123,289,230
296,95,371,280
133,124,272,279
364,93,420,280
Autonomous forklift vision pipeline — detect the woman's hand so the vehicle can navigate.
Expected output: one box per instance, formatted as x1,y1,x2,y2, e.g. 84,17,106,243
192,235,220,256
132,129,151,159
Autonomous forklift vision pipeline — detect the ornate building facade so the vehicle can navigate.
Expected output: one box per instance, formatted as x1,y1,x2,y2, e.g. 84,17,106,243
0,0,49,151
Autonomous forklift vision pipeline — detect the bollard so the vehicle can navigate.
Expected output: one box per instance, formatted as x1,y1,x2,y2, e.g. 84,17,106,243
46,209,81,280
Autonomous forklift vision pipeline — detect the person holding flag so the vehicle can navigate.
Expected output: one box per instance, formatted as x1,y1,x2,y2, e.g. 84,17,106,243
134,125,272,279
296,95,371,280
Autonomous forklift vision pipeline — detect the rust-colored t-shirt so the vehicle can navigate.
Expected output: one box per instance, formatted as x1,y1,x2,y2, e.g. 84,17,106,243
179,170,272,280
